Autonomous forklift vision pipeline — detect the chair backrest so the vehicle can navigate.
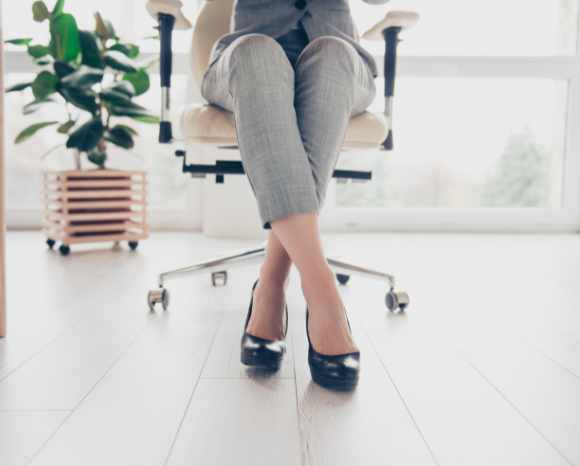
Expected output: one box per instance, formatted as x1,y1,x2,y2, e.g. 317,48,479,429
191,0,235,90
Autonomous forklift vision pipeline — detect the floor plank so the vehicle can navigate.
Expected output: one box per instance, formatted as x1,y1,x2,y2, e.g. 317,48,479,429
0,315,144,410
0,411,68,466
166,378,302,466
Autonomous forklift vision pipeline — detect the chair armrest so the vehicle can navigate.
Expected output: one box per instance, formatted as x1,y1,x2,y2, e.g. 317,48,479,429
146,1,192,143
362,11,420,42
362,11,420,150
146,0,192,30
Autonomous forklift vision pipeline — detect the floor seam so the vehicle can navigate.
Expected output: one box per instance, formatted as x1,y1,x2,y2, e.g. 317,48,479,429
23,319,150,466
162,310,227,466
364,326,441,466
467,359,574,466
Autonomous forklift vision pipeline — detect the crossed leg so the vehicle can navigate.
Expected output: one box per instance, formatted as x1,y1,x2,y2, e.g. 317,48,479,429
201,34,375,354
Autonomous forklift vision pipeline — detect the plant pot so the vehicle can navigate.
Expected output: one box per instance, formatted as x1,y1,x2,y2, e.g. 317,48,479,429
43,168,149,255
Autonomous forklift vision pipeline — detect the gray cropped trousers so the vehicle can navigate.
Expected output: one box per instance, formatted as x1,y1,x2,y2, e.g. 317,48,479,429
200,25,376,229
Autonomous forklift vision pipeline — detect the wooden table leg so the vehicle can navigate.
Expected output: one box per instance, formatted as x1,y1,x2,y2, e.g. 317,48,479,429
0,0,7,338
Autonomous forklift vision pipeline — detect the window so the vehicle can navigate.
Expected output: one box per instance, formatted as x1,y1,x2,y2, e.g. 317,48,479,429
325,0,580,231
4,1,580,232
336,77,567,209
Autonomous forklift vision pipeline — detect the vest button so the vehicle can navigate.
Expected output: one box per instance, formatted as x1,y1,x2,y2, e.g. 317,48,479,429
294,0,306,9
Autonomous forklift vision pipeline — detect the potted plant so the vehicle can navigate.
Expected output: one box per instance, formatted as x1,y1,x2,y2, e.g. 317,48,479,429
5,0,158,255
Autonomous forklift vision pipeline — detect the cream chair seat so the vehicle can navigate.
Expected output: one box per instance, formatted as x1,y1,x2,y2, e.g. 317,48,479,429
180,103,389,149
178,0,390,149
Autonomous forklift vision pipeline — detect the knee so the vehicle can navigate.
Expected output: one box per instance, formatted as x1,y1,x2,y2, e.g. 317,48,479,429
296,36,358,76
228,34,293,79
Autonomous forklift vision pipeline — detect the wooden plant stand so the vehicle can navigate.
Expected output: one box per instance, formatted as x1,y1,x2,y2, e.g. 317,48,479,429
43,169,149,255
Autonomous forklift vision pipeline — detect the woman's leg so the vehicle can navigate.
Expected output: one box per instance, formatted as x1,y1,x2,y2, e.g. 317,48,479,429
270,212,358,355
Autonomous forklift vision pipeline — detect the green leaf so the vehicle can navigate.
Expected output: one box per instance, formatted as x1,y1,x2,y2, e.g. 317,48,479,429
114,124,138,136
123,69,149,96
15,121,59,144
61,66,103,88
49,13,80,62
107,81,135,97
53,60,75,78
105,125,134,149
36,59,52,66
126,44,140,59
57,120,76,134
59,86,98,113
109,43,139,59
99,89,144,110
129,114,160,124
32,71,58,100
5,38,33,46
110,106,146,116
87,148,107,167
5,82,32,93
79,30,104,68
109,105,154,119
32,1,50,22
28,44,51,59
52,0,65,16
66,118,104,152
23,97,55,115
94,12,116,41
103,51,137,73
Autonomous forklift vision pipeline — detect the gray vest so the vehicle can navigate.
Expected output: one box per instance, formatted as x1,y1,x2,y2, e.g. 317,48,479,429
208,0,381,78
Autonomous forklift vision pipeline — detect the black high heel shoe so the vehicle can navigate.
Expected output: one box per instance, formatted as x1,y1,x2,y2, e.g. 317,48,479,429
306,306,360,390
241,279,288,371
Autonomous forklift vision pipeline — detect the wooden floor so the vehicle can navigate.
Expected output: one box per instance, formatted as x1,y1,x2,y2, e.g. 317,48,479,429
1,231,579,466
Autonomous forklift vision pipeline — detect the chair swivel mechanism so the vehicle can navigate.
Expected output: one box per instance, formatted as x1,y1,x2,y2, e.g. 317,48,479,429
145,0,419,313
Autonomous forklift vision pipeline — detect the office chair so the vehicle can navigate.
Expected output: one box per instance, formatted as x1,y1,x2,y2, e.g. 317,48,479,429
145,0,419,313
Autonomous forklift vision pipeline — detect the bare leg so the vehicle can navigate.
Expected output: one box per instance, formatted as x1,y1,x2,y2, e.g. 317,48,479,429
246,231,291,340
271,212,358,355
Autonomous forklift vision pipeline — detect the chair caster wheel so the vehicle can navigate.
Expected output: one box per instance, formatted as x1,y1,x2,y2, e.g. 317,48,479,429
46,238,56,250
386,290,409,312
211,271,228,287
128,241,139,251
59,244,70,256
336,273,350,285
148,288,169,312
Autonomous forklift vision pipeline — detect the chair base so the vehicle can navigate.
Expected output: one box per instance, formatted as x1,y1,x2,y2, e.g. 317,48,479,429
147,243,409,313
